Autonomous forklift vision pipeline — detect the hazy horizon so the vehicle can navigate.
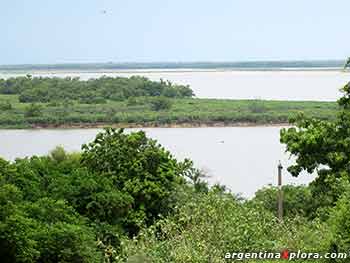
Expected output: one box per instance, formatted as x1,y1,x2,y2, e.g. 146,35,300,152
3,0,349,64
0,59,346,67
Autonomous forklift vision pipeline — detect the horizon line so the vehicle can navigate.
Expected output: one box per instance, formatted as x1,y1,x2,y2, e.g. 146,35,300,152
0,59,347,68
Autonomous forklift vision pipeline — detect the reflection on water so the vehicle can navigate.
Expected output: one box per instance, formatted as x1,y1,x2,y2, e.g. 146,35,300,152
0,127,314,198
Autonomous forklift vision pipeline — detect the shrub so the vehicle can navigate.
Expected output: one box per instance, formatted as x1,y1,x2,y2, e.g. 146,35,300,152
126,97,138,106
0,101,12,111
247,100,267,113
79,97,107,104
150,97,173,111
24,103,43,117
252,185,313,218
327,184,350,255
47,101,61,107
49,146,67,163
118,191,278,262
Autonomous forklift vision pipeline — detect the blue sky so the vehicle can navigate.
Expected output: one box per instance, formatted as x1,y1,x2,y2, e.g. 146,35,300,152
2,0,349,64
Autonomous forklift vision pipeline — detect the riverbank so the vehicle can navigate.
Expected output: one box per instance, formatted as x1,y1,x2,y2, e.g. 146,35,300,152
4,121,292,130
0,94,337,129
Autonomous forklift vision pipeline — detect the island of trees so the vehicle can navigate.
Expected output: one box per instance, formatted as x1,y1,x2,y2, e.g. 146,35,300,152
0,75,194,103
0,75,338,128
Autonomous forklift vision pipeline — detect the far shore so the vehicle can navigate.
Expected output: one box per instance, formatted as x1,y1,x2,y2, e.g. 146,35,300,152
0,68,349,76
0,121,292,130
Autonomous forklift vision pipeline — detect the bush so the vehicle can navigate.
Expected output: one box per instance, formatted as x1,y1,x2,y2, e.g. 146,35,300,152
50,146,67,163
47,101,61,107
252,185,313,218
24,103,43,117
247,100,267,113
118,191,278,262
150,97,173,111
79,97,107,104
327,184,350,255
0,101,12,111
126,97,138,106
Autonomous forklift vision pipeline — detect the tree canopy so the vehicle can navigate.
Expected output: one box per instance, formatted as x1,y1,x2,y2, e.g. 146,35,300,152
0,76,194,104
81,128,191,235
0,128,194,262
280,80,350,215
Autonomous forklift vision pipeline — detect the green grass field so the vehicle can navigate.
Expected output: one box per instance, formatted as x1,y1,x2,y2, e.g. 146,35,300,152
0,94,338,128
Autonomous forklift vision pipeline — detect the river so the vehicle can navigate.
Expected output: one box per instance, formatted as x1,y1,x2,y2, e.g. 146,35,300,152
0,126,313,198
1,69,339,197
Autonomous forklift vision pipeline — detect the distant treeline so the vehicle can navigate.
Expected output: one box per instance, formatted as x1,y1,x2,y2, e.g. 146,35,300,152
0,76,194,103
0,60,346,71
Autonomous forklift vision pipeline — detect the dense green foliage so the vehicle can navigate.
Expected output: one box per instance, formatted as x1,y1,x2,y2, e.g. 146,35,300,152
0,100,12,111
0,76,194,103
0,128,195,262
0,158,103,262
281,81,350,217
0,92,338,128
119,191,332,262
24,103,43,117
253,185,313,217
1,123,350,261
0,75,340,128
80,128,190,235
149,96,173,111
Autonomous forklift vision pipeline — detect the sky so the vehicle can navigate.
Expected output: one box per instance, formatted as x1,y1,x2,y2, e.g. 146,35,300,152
2,0,350,64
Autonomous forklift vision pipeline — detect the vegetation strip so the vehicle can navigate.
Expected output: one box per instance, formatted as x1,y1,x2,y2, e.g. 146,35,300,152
0,76,339,129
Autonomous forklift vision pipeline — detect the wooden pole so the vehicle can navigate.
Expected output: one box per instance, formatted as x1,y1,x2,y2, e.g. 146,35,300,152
278,161,283,221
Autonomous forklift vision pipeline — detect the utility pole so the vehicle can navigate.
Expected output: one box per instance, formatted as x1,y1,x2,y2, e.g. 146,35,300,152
277,161,283,222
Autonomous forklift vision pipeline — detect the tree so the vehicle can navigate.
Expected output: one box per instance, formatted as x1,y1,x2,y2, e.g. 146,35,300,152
0,76,194,103
0,178,103,262
149,96,173,111
81,128,191,235
280,79,350,214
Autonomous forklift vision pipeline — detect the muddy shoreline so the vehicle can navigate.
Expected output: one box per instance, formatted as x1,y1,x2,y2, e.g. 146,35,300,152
4,121,292,130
